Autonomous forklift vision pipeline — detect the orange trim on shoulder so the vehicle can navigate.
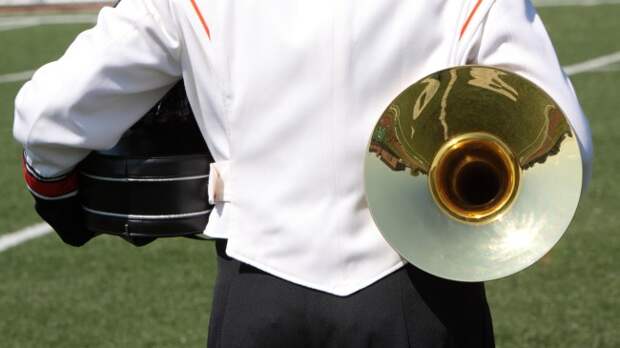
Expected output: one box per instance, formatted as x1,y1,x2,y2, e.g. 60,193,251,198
460,0,483,39
190,0,211,40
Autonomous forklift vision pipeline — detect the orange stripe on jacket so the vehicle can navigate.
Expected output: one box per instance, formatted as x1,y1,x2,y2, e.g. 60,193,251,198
190,0,211,40
460,0,483,39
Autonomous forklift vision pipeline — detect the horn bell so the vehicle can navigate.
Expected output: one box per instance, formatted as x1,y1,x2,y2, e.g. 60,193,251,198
364,65,583,282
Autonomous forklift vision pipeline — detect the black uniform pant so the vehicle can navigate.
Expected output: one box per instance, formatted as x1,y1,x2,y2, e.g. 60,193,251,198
207,240,494,348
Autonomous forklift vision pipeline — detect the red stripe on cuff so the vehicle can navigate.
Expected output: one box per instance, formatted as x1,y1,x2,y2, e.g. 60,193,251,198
22,159,78,199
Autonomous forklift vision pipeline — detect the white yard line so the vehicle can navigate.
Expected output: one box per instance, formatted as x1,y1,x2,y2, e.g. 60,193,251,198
535,0,620,7
0,223,52,253
564,51,620,76
0,70,34,84
0,23,38,32
592,64,620,72
0,14,97,31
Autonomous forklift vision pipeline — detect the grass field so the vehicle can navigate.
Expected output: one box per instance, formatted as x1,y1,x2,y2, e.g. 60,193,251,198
1,3,619,347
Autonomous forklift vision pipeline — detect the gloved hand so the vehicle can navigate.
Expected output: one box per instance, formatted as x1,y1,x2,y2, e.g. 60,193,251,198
23,156,154,247
23,157,95,246
33,194,95,247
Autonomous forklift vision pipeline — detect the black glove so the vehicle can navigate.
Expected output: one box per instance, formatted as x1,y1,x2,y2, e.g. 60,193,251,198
23,157,95,246
23,156,155,247
33,194,95,247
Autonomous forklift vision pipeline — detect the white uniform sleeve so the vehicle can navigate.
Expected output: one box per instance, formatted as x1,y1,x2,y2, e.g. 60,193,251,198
463,0,593,191
13,0,182,177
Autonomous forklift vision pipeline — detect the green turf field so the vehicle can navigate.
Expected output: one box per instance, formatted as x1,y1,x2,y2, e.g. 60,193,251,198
1,4,619,347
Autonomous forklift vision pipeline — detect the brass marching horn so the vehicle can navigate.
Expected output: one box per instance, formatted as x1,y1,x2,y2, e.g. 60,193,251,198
364,66,583,282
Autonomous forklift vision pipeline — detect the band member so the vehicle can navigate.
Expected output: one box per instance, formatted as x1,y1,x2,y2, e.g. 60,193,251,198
14,0,592,346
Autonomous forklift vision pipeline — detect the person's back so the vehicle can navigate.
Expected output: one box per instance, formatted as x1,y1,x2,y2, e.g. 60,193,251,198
13,0,592,346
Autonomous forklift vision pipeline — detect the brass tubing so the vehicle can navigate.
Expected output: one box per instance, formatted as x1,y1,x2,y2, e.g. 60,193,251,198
429,132,520,223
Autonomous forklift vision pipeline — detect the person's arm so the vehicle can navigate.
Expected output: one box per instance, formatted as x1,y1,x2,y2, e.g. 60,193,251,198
459,0,593,191
14,0,182,176
13,0,182,245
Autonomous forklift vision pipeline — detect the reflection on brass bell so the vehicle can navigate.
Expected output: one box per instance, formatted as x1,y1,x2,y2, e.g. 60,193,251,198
364,66,582,281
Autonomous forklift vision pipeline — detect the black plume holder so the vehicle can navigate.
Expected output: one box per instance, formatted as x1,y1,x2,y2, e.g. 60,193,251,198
79,82,214,238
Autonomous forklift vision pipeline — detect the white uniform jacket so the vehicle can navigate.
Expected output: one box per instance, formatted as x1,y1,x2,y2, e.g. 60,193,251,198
14,0,593,296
